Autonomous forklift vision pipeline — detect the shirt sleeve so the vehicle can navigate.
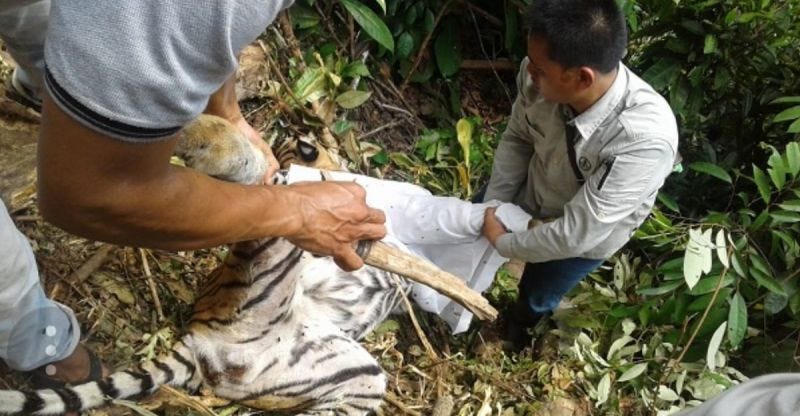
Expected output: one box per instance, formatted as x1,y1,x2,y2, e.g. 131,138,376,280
484,59,534,203
494,134,675,262
43,0,293,142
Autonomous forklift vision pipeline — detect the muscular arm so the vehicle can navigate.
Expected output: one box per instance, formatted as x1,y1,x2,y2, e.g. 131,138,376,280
37,94,384,270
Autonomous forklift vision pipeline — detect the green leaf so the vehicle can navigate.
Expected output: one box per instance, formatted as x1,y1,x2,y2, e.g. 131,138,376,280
706,321,727,370
764,292,789,315
456,118,473,169
790,291,800,315
778,200,800,212
396,31,414,59
340,0,394,52
770,210,800,224
728,293,747,348
371,150,389,165
752,165,772,203
715,229,728,268
641,58,681,90
689,162,731,183
657,192,680,213
770,96,800,104
637,280,683,296
789,118,800,133
703,34,717,54
342,61,371,78
293,67,327,102
750,267,787,296
434,19,461,77
774,105,800,122
596,372,611,406
422,9,435,32
335,90,372,109
786,142,800,176
618,363,648,382
684,228,712,289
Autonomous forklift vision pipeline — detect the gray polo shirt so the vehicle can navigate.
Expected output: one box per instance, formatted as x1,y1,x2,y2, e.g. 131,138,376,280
485,59,678,262
41,1,293,141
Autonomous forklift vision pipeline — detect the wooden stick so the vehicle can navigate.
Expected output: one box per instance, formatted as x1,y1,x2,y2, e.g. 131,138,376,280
359,241,498,321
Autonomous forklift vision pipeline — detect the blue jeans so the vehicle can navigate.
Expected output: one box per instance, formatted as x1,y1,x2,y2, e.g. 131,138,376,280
520,257,603,316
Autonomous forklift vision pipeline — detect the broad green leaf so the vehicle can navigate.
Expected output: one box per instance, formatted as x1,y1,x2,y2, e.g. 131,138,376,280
764,292,789,315
597,373,611,405
768,149,788,189
715,229,728,267
749,253,771,275
703,34,717,54
770,210,800,224
422,9,435,32
293,67,327,102
786,142,800,176
770,96,800,104
790,291,800,315
618,363,648,383
456,118,472,169
396,32,414,59
290,5,321,29
750,267,787,296
731,251,747,277
689,162,731,183
657,192,680,213
727,293,747,348
688,275,735,296
752,165,772,203
335,90,372,109
774,105,800,122
684,228,712,290
706,321,727,370
340,0,394,52
637,280,683,296
342,61,371,79
434,19,461,77
658,385,680,401
778,200,800,212
789,118,800,133
642,58,681,90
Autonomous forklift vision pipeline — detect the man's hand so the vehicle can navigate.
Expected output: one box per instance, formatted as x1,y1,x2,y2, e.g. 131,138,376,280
287,181,386,271
482,207,508,246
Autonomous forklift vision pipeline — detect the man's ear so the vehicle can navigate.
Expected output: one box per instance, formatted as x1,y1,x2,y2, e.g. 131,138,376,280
576,67,596,90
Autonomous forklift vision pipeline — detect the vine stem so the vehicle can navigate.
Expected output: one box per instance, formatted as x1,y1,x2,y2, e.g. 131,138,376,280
400,0,454,91
652,246,733,412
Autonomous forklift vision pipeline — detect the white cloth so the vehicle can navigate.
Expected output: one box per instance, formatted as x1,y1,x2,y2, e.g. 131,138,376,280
287,165,531,333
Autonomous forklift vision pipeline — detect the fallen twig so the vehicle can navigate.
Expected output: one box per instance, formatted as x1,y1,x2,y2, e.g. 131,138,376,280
385,391,424,416
140,248,165,322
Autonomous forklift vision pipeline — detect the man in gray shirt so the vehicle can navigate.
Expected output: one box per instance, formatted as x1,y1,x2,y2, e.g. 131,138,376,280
481,0,678,345
0,0,385,389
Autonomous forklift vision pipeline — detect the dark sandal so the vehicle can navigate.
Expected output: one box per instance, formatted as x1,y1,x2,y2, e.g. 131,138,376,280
28,346,105,389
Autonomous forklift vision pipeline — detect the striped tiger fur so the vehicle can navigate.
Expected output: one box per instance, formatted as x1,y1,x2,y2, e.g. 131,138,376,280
0,115,410,415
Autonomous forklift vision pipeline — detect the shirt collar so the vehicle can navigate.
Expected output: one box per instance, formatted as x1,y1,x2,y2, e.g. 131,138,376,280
564,62,627,140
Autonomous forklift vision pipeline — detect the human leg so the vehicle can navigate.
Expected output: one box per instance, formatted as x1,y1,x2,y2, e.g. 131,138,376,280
503,257,603,349
0,199,80,372
518,257,604,316
0,0,50,106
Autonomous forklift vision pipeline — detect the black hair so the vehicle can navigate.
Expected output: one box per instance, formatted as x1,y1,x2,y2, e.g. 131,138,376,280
524,0,627,73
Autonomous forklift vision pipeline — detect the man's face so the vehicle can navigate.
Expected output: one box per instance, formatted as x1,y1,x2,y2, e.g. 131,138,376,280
526,37,578,104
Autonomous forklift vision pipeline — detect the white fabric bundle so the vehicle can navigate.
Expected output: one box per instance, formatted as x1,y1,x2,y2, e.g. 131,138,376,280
287,165,531,333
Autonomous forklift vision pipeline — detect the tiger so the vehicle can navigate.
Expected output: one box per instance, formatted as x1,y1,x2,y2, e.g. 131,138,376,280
0,114,411,416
